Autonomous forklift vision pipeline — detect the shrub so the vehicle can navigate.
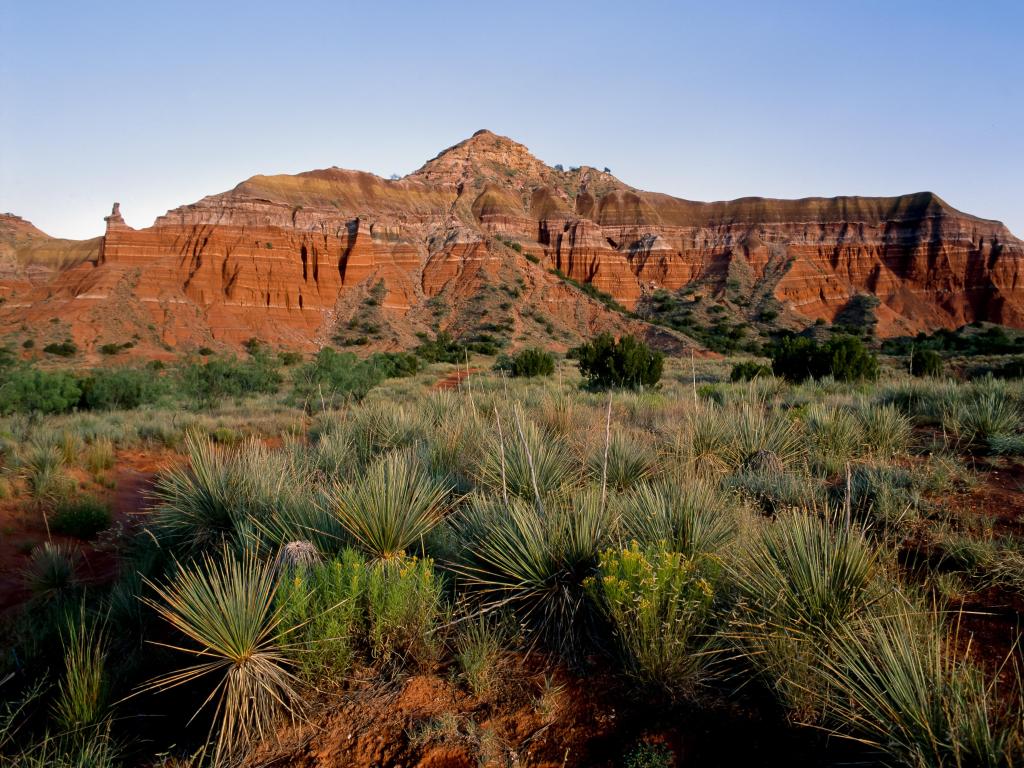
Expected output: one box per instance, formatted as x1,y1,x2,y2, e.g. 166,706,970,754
415,332,467,364
575,333,663,390
79,367,164,410
365,554,443,670
730,361,772,382
43,341,78,357
179,355,283,408
275,548,365,679
770,334,878,382
910,348,944,377
368,351,421,378
293,348,384,408
143,548,301,763
499,348,555,378
624,741,675,768
586,543,715,696
50,497,112,540
0,367,82,415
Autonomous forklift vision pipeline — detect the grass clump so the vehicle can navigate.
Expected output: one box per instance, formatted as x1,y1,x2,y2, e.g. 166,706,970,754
50,497,112,540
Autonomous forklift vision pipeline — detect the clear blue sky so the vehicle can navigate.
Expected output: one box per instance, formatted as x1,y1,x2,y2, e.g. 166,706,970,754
2,0,1022,239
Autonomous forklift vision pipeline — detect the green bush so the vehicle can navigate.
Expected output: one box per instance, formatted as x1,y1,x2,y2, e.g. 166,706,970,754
43,341,78,357
414,331,466,364
79,368,164,410
910,348,944,377
293,348,384,407
497,348,555,378
50,497,113,540
368,351,421,378
770,334,878,382
575,333,663,390
0,367,82,415
180,355,283,407
586,543,715,696
730,360,772,382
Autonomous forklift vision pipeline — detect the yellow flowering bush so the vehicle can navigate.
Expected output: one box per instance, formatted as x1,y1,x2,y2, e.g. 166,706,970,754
586,542,716,695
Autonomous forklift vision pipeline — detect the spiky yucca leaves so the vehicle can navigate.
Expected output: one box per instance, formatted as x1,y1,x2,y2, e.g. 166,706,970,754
621,478,735,557
151,433,318,555
346,401,426,465
818,607,1022,767
588,431,658,492
23,542,79,599
805,403,864,477
941,389,1023,450
586,543,716,697
455,491,612,655
142,548,300,764
329,450,452,560
725,402,804,470
20,441,73,508
670,402,732,475
858,402,913,459
53,616,107,736
729,512,887,721
478,416,575,501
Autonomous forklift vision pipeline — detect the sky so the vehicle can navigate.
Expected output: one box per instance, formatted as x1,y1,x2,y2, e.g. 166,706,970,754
2,0,1022,240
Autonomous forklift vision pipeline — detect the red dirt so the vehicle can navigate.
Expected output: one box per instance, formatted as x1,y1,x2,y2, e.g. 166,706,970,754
0,450,164,617
434,368,480,392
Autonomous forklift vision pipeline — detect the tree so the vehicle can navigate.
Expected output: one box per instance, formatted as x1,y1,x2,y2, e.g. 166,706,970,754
770,334,878,383
575,334,663,390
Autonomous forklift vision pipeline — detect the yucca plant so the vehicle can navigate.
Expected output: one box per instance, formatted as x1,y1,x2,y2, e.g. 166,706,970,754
328,449,452,560
151,433,315,555
588,431,658,491
729,511,886,720
23,542,79,599
621,478,735,557
454,491,611,655
818,607,1022,767
346,401,426,464
942,390,1022,450
805,403,864,477
142,548,301,763
858,401,913,459
725,402,804,470
52,615,107,737
20,441,72,508
478,414,575,501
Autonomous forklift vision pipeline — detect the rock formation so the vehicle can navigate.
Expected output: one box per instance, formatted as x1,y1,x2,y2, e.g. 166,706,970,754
2,130,1022,355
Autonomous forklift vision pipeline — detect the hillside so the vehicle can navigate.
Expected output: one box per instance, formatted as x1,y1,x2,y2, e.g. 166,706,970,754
2,130,1022,356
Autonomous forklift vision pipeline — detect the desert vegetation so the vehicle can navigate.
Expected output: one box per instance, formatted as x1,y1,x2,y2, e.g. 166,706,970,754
0,335,1023,767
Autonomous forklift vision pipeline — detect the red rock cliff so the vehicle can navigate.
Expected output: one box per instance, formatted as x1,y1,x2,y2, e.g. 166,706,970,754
3,131,1022,353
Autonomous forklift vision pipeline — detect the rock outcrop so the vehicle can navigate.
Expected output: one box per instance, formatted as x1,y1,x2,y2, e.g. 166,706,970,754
2,130,1022,354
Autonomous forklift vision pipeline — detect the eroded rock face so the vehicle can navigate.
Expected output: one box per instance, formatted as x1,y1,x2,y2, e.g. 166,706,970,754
2,130,1022,353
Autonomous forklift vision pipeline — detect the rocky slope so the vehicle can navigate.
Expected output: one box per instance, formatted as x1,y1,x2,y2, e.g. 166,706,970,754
2,131,1022,355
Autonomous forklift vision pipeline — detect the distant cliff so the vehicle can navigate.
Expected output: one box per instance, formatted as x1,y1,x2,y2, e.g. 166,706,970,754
2,130,1021,356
